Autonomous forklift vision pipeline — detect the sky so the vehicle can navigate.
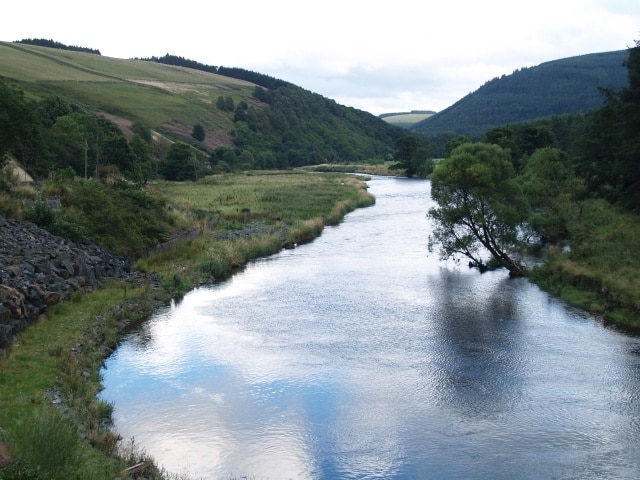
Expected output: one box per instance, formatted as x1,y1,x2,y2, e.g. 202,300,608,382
2,0,640,115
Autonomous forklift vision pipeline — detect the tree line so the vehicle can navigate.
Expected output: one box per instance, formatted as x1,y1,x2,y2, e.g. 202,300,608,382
16,38,101,55
137,54,291,90
0,79,404,183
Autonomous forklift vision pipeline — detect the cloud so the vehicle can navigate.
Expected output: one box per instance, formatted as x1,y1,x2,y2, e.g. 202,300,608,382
2,0,640,114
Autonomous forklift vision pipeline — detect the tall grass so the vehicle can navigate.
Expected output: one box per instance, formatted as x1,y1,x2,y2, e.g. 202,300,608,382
139,171,373,286
4,408,83,480
530,198,640,329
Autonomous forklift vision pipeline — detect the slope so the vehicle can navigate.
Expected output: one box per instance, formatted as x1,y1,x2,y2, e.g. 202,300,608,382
0,41,403,165
411,50,629,138
0,41,256,148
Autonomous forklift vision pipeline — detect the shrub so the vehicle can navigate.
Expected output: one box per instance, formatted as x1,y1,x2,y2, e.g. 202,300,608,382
7,409,83,480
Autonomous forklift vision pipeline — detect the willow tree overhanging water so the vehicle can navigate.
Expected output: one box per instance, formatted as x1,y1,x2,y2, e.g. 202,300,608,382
428,142,528,277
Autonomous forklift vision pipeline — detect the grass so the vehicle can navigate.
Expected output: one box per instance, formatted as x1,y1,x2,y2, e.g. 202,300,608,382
529,198,640,330
0,40,256,131
0,171,373,479
137,171,373,287
0,283,164,479
382,112,434,125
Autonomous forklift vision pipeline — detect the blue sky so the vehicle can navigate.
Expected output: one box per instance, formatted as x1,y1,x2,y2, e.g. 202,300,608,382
3,0,640,114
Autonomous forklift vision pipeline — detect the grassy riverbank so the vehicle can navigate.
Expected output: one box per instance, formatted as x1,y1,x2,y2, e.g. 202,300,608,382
0,171,373,479
529,198,640,332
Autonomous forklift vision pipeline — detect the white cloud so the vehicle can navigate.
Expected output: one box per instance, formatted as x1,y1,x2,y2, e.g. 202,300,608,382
2,0,639,114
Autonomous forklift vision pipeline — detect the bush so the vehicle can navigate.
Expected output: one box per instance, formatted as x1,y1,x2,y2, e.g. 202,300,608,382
7,409,83,480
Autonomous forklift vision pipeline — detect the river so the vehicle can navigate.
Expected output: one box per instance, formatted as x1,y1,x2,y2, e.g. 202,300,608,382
100,176,640,479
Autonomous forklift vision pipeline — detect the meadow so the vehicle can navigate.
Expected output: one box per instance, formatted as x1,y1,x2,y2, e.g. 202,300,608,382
138,171,374,286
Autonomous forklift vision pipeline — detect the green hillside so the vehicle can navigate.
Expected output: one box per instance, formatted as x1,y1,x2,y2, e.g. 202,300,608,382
0,41,403,173
411,50,629,138
0,41,251,140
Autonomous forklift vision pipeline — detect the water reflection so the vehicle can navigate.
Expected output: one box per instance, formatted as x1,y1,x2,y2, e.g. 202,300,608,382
427,268,527,418
101,177,640,479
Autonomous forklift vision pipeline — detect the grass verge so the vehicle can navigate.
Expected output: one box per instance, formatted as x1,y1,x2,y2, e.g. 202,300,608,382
529,198,640,332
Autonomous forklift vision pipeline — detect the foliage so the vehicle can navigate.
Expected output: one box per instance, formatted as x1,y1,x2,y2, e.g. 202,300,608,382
0,81,41,164
0,48,402,179
391,135,434,177
529,198,640,328
191,123,205,142
159,142,200,181
412,50,629,138
51,179,172,258
577,40,640,210
428,142,528,276
518,147,583,242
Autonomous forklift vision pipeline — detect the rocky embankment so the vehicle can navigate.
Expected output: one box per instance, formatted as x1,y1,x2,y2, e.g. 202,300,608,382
0,213,137,349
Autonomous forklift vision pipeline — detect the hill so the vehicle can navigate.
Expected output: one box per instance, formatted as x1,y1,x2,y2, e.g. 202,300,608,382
0,41,403,173
411,50,629,138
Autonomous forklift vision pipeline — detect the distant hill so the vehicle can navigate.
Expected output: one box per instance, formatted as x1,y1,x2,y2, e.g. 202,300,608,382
380,110,436,128
411,50,629,138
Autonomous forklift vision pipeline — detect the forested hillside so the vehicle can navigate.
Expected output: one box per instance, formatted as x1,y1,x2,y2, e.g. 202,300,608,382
412,50,629,138
0,41,403,181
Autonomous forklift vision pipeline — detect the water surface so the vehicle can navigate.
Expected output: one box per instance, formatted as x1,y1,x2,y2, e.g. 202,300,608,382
101,177,640,479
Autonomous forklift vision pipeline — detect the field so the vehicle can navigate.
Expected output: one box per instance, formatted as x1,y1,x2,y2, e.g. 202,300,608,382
382,112,434,126
137,172,374,283
0,41,257,145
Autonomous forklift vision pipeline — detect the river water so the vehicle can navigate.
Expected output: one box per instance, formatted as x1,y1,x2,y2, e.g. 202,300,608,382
100,176,640,479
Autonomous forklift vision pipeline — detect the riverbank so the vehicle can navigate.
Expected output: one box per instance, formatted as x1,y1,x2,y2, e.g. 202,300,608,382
0,171,374,479
528,198,640,333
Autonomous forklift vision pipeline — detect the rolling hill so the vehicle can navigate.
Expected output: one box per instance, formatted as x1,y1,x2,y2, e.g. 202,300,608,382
0,40,403,170
411,50,630,138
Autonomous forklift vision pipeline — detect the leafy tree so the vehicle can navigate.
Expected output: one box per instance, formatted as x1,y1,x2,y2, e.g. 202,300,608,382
131,121,152,143
159,142,198,180
48,113,90,176
428,142,528,276
38,95,78,127
101,134,133,174
0,81,39,164
577,40,640,209
129,134,154,181
519,147,583,242
192,123,205,142
216,96,235,112
392,135,433,177
483,127,519,158
444,134,471,157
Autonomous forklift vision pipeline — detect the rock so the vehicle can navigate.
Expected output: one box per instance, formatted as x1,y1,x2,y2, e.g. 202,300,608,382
0,216,137,350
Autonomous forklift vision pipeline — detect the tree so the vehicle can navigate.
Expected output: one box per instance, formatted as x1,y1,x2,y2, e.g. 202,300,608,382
159,142,197,181
519,147,582,243
483,127,519,159
578,39,640,210
428,142,528,276
191,123,205,142
129,134,154,181
392,135,433,177
0,81,38,164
